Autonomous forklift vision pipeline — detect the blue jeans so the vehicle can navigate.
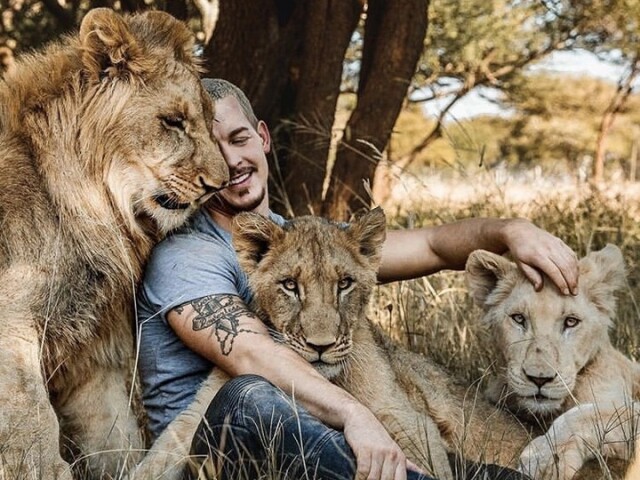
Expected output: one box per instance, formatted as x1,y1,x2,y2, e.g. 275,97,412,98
187,375,529,480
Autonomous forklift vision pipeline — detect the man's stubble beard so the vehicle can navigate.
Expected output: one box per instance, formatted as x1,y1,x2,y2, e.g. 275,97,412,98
210,186,266,216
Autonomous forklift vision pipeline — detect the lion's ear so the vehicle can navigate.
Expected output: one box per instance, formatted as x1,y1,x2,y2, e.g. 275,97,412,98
133,10,197,65
579,244,626,316
465,250,515,309
232,213,284,274
348,207,387,266
80,8,148,82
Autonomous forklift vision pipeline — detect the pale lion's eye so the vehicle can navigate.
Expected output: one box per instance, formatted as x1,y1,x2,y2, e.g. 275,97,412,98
510,313,526,326
281,278,298,293
338,277,354,291
564,316,581,329
161,115,186,131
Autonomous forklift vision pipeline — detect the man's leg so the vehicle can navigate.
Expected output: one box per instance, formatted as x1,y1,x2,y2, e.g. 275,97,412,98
187,374,435,480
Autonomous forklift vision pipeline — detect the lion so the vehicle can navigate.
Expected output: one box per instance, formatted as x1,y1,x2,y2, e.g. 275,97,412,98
131,208,538,480
465,245,640,480
0,8,228,480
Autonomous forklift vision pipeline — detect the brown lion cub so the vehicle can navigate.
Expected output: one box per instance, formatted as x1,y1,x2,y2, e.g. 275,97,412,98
133,209,536,480
0,8,228,480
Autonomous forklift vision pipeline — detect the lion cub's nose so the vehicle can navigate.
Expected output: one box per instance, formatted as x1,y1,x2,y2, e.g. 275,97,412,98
306,340,336,356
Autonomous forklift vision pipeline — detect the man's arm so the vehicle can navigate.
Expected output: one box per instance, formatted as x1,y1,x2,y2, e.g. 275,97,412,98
378,217,578,295
168,293,412,480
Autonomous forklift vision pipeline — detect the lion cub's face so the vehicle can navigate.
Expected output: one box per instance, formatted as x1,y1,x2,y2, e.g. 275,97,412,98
466,245,625,418
77,9,229,233
232,209,386,379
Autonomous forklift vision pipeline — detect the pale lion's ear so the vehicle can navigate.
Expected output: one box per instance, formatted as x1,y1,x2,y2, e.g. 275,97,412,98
579,244,626,316
80,8,148,82
232,213,284,273
465,250,515,309
348,207,387,266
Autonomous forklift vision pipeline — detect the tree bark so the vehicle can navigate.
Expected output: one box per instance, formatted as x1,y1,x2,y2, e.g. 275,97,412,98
324,0,429,219
280,0,362,215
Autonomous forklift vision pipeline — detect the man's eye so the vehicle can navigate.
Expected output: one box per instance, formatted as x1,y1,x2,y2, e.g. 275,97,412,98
161,115,186,130
337,277,354,291
231,136,249,145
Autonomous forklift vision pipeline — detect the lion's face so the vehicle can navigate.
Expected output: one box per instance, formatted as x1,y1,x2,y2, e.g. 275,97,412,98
466,245,625,418
78,9,229,234
232,209,386,380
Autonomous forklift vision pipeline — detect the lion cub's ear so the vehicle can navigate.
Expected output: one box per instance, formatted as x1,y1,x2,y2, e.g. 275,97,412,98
80,8,147,82
232,213,284,274
579,244,626,316
348,207,387,267
465,250,516,309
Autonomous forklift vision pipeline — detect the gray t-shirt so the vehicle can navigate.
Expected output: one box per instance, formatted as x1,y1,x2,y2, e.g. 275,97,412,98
136,209,284,440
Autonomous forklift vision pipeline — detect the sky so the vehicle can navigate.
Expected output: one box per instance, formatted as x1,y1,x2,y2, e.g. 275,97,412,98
427,49,630,121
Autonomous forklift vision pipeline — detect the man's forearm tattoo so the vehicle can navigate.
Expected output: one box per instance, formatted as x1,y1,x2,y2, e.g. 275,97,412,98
187,295,257,355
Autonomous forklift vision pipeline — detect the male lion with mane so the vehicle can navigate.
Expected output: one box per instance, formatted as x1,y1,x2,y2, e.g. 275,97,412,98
0,8,228,480
466,245,639,480
132,209,538,480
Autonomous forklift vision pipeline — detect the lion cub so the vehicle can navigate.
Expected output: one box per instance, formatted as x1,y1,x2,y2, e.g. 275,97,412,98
466,245,639,480
131,208,455,479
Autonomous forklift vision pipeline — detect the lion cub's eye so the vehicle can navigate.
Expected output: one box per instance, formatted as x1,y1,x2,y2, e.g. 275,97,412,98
564,316,581,329
161,115,186,131
281,278,299,294
337,277,354,291
510,313,526,326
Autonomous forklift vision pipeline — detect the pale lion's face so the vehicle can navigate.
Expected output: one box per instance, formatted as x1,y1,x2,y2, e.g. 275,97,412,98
466,245,625,418
232,209,386,380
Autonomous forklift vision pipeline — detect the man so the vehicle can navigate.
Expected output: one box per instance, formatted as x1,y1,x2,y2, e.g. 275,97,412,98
137,78,578,480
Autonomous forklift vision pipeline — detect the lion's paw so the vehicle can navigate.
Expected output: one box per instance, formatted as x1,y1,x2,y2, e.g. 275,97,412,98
519,433,584,480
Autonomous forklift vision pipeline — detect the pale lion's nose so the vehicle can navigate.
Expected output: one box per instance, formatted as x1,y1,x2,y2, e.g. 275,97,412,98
524,370,556,388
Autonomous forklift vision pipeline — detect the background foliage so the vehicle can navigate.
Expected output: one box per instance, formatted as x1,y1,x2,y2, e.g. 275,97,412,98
3,0,640,218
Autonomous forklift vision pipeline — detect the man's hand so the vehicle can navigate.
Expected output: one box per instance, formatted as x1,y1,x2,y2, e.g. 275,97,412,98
501,219,579,295
342,403,410,480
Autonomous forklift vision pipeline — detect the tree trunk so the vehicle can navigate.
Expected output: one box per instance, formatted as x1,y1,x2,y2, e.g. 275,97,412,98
324,0,429,219
280,0,362,215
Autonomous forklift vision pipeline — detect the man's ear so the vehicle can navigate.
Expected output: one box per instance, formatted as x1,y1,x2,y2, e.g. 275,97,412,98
257,120,271,154
465,250,516,309
347,207,387,267
232,213,284,274
80,8,147,82
579,244,626,317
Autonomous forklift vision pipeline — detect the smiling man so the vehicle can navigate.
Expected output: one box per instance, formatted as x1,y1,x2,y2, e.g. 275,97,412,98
136,78,578,480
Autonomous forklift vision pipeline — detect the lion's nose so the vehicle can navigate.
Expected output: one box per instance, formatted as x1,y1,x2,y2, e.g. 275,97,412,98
306,340,336,356
524,372,556,388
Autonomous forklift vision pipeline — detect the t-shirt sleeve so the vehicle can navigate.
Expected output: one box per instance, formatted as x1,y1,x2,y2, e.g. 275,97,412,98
139,233,244,323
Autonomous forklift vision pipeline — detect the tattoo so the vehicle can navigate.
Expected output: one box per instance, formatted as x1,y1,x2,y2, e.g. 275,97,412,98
189,294,257,355
174,304,185,315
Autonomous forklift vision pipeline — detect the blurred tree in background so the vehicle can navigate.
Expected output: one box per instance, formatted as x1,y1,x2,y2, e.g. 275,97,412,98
2,0,640,217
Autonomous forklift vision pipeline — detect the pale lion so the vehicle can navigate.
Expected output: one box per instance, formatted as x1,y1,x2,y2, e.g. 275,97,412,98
0,8,228,480
132,209,535,480
466,245,639,480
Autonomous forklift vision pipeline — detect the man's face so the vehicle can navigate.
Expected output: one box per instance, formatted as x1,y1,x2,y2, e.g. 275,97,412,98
211,96,270,214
